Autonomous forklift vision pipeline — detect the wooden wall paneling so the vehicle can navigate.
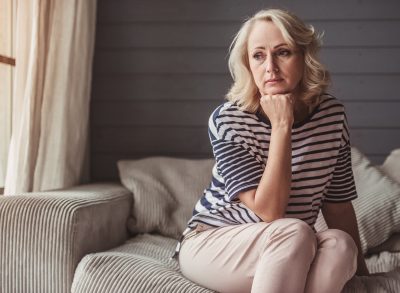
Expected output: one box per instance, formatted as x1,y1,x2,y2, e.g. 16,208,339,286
91,127,400,158
96,22,238,49
92,126,211,154
91,101,400,128
92,101,220,126
330,75,400,101
344,102,400,128
351,129,400,156
97,0,400,22
91,0,400,180
91,74,400,102
91,153,215,181
94,48,400,74
91,74,232,101
96,21,400,49
313,20,400,47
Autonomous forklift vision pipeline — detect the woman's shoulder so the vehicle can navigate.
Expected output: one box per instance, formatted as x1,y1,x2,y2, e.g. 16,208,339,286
208,101,265,140
209,101,258,125
316,93,346,114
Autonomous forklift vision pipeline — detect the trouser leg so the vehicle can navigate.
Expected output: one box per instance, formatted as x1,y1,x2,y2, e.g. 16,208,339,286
179,218,317,293
251,219,317,293
304,229,358,293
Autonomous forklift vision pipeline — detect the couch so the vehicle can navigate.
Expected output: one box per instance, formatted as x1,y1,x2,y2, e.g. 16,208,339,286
1,147,400,293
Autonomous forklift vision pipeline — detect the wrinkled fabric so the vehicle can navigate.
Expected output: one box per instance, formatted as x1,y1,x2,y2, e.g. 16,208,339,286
4,0,96,194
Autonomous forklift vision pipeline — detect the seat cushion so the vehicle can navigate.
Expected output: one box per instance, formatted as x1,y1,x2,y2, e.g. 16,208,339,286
381,148,400,183
71,234,214,293
71,233,400,293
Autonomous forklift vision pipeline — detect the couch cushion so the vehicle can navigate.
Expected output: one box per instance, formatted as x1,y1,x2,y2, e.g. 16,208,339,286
369,233,400,254
118,157,214,239
71,234,214,293
315,147,400,254
381,148,400,183
71,233,400,293
118,148,400,256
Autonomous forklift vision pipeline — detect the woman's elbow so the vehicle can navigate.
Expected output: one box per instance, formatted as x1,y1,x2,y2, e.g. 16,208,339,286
239,190,287,223
257,209,286,223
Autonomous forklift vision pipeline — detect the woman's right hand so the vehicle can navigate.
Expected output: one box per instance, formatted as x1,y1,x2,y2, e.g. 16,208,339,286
260,94,294,128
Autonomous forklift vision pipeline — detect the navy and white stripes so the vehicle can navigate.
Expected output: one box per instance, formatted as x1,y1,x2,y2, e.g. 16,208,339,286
187,94,357,231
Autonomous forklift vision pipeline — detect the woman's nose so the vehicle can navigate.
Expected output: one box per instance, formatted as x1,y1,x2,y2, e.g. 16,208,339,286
265,55,278,73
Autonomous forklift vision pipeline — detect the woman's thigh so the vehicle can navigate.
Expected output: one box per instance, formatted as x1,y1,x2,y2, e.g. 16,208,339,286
179,218,312,293
179,222,270,293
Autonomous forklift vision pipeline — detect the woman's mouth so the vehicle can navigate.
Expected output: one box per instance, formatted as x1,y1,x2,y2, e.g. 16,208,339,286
265,78,283,84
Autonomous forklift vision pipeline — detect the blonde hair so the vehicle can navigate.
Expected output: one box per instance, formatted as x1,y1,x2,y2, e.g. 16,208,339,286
226,8,330,113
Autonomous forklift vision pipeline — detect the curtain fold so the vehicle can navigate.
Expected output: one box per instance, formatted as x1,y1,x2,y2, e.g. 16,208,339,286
0,0,14,189
4,0,96,195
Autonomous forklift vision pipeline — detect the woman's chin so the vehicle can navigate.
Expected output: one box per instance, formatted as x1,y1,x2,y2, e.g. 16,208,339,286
262,89,291,96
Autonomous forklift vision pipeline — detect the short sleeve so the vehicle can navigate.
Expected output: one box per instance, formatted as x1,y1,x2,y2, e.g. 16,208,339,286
209,111,264,201
324,115,358,203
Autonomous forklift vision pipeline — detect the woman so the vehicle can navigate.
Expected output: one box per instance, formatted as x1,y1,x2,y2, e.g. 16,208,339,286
178,8,369,293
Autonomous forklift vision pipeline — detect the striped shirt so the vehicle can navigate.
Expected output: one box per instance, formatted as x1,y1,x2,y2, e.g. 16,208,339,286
186,94,357,231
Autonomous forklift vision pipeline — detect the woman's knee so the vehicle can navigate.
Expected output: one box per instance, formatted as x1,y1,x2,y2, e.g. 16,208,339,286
270,218,317,256
328,229,358,257
323,229,358,276
274,218,316,239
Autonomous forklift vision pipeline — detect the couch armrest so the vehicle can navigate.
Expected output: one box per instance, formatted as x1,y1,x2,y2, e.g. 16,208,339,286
0,183,132,293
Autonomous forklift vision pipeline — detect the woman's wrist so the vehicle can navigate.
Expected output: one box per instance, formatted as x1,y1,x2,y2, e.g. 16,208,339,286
271,122,292,131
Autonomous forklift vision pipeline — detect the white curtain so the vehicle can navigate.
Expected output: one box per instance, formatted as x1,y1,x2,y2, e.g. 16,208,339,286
4,0,97,194
0,0,14,189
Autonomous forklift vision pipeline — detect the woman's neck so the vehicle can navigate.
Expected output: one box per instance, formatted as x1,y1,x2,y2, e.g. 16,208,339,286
293,99,310,123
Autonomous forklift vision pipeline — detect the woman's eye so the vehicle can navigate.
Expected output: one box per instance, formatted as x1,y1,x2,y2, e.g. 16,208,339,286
277,49,291,57
253,52,265,60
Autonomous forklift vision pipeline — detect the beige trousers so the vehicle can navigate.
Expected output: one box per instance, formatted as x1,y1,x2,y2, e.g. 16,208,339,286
179,218,358,293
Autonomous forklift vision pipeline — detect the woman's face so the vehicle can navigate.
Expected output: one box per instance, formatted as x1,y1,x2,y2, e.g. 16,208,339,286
247,20,304,97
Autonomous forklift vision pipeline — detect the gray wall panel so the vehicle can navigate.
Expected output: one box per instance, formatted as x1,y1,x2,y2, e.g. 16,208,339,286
92,127,210,154
91,74,231,101
92,127,399,157
344,102,400,127
313,21,400,47
96,21,400,49
91,101,400,128
91,0,400,180
351,129,400,155
92,101,220,126
96,23,239,48
94,48,400,74
330,75,400,101
92,153,213,181
98,0,400,22
91,74,400,102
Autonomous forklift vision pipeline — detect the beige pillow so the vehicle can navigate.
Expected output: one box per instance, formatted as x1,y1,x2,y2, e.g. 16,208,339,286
368,233,400,254
381,148,400,183
370,149,400,254
315,147,400,254
118,157,215,239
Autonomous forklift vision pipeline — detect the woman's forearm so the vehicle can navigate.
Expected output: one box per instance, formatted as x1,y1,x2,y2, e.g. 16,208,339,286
239,94,294,222
240,124,292,222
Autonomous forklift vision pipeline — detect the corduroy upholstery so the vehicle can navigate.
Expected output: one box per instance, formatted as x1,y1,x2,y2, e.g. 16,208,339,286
2,155,400,292
71,234,213,293
0,183,132,293
71,233,400,293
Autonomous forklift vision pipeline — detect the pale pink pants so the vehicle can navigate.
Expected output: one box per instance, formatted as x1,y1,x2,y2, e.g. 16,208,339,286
179,218,358,293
